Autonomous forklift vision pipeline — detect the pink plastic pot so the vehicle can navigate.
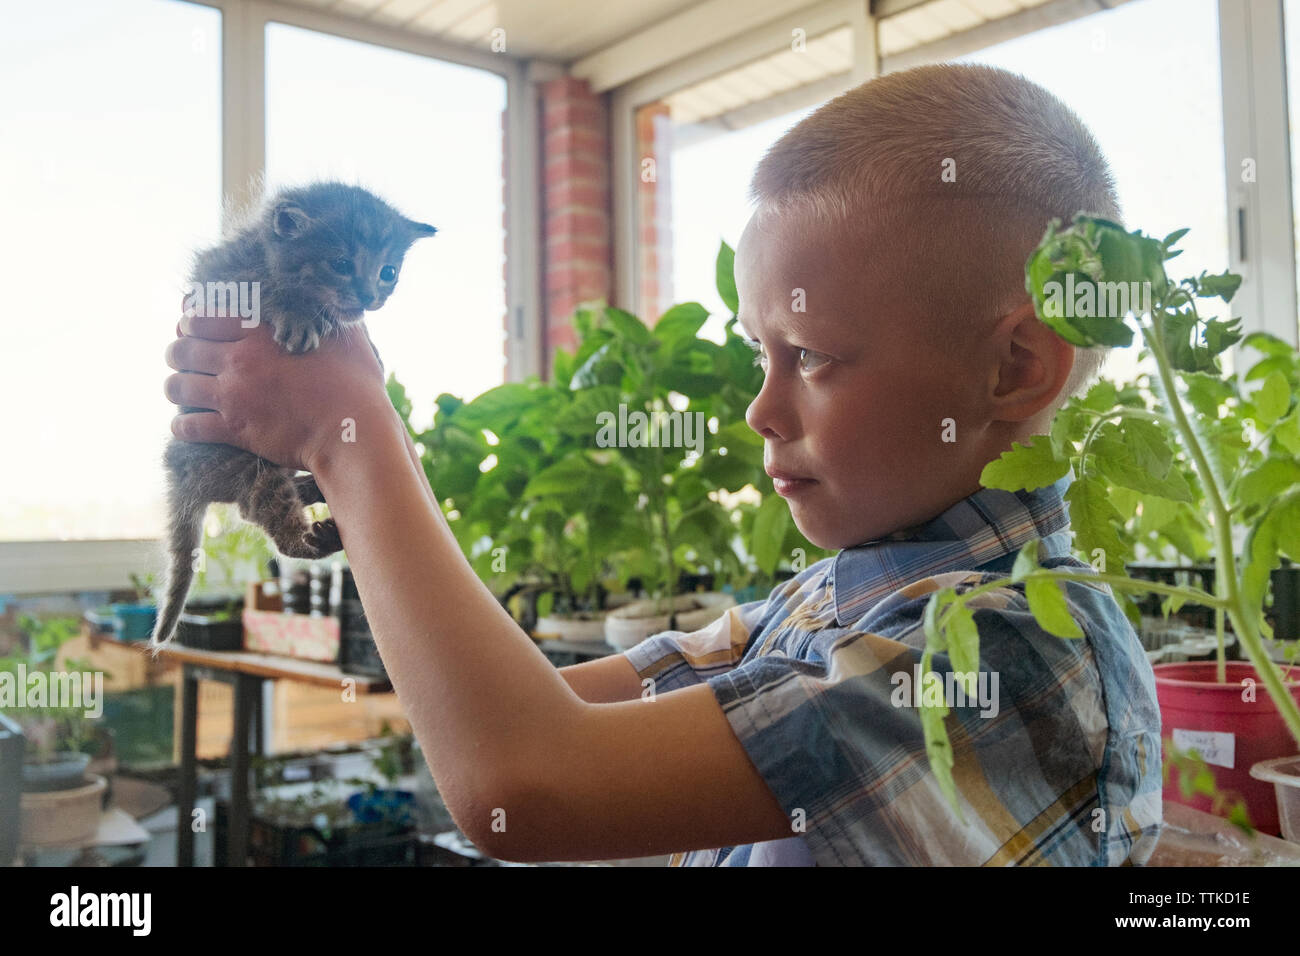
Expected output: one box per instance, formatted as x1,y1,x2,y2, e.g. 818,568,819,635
1154,661,1300,835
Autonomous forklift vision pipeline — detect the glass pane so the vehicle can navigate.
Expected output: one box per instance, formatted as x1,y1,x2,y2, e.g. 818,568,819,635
959,0,1229,385
669,105,816,343
0,0,222,541
1286,0,1300,322
265,24,508,429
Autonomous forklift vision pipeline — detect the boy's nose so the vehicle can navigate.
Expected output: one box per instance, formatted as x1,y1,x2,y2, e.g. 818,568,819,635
745,376,789,440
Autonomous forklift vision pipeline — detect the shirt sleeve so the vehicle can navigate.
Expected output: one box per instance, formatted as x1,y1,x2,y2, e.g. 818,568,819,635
702,570,1152,866
621,598,769,695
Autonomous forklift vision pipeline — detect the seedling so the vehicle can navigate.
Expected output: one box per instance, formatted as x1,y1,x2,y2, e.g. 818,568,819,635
919,215,1300,816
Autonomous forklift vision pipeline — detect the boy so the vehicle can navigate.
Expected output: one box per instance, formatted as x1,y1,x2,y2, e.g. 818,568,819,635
164,62,1163,866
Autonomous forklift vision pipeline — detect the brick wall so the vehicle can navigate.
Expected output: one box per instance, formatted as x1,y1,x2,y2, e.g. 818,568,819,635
539,76,612,378
635,101,673,324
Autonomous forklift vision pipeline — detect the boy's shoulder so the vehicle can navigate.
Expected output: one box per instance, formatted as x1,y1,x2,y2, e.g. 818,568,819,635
706,550,1164,866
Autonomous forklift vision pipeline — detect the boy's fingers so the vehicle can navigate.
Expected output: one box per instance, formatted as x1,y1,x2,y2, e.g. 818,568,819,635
163,371,221,410
171,410,237,446
165,336,226,374
180,309,257,341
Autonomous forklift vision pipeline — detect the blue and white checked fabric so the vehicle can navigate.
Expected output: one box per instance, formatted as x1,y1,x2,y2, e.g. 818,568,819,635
623,476,1164,865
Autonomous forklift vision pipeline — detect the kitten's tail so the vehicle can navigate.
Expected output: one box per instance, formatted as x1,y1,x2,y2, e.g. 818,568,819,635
150,495,207,656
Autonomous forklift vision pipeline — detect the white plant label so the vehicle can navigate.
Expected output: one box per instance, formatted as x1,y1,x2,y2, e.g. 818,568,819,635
1171,728,1235,769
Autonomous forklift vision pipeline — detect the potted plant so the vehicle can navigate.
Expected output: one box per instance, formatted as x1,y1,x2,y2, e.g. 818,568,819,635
1,616,110,844
175,504,273,651
344,722,416,831
916,215,1300,836
102,573,158,642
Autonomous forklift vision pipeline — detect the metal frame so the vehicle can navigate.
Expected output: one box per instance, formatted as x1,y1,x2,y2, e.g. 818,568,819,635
6,0,541,592
1218,0,1299,351
611,0,867,311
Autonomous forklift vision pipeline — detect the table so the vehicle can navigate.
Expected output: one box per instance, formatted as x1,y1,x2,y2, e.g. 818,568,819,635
98,634,391,866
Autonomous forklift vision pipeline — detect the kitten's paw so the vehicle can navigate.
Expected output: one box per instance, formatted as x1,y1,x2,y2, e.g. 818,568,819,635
275,324,321,354
304,519,342,556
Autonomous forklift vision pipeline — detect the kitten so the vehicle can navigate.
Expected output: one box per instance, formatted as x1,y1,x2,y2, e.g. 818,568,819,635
151,181,436,651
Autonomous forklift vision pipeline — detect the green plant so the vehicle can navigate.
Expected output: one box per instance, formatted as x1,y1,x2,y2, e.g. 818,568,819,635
128,572,155,603
919,215,1300,817
0,615,107,760
191,503,275,618
344,721,412,795
389,241,832,618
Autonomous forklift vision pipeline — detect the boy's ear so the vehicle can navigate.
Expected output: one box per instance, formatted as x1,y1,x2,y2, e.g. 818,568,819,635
987,300,1075,423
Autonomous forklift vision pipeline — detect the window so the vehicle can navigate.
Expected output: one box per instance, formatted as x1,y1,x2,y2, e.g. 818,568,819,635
669,105,816,344
265,22,508,431
958,0,1229,384
0,0,222,541
1286,0,1300,323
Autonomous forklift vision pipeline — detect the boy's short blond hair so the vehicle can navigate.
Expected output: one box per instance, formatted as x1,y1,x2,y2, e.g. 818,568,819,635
748,62,1122,410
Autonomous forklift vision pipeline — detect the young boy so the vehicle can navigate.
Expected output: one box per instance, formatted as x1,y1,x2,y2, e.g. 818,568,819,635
164,62,1163,866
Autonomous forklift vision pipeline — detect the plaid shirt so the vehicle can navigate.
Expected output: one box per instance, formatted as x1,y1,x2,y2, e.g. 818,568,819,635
624,476,1164,866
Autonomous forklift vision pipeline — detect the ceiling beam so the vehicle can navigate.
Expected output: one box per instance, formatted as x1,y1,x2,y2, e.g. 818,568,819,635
570,0,825,93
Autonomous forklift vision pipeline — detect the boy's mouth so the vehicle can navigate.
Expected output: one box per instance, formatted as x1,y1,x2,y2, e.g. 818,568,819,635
766,465,816,497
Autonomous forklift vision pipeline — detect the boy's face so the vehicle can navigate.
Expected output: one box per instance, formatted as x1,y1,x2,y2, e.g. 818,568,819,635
736,202,992,551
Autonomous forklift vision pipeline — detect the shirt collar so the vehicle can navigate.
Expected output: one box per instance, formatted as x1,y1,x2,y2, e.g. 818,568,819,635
830,475,1074,627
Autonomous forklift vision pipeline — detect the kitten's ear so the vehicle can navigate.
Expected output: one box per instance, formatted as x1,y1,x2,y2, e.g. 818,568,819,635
272,202,312,239
404,219,438,239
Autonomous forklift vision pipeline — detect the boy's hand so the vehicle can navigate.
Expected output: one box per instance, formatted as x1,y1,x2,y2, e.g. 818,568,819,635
163,298,390,473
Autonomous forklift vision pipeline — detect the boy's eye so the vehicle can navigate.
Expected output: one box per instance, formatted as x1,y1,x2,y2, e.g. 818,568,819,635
798,348,829,372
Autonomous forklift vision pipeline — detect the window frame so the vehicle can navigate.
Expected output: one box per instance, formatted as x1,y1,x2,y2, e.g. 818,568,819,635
4,0,536,592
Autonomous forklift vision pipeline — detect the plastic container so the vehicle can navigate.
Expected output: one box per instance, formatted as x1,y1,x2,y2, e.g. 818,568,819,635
109,603,157,641
21,752,90,793
1249,755,1300,843
339,599,386,679
1155,661,1300,835
176,612,243,651
347,789,415,827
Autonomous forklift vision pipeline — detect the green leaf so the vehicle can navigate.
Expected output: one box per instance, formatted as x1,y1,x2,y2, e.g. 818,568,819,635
945,601,981,676
602,306,652,346
1234,459,1300,512
1243,331,1297,359
1161,228,1190,251
1025,575,1084,638
751,494,791,576
1243,495,1300,610
1274,411,1300,456
1080,380,1119,413
1092,423,1192,502
1252,371,1290,427
716,241,739,315
653,303,709,351
981,436,1071,492
1196,269,1243,303
1065,475,1130,573
1011,540,1040,583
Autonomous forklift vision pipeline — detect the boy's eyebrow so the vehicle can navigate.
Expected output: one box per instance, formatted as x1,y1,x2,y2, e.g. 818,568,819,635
737,311,834,345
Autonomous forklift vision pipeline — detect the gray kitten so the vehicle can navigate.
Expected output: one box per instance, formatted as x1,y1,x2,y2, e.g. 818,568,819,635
151,181,436,650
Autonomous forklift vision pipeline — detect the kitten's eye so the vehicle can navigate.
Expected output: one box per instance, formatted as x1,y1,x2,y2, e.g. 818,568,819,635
379,265,397,282
329,258,353,276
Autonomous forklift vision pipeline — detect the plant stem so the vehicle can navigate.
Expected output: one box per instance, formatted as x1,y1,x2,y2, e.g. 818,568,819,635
1145,308,1300,747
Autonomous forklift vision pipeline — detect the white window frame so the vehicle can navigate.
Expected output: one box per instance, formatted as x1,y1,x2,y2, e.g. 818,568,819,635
608,0,1300,372
2,0,541,593
1218,0,1298,351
